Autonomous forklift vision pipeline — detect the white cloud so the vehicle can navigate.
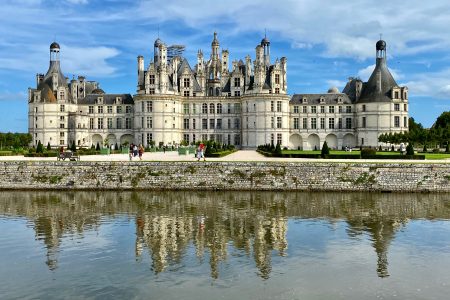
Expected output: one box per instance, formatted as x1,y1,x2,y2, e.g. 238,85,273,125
357,64,403,81
325,80,346,91
402,68,450,99
62,45,120,77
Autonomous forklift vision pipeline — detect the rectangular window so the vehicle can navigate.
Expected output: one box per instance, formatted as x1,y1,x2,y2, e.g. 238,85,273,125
192,104,196,114
338,118,342,129
202,103,208,114
183,90,189,97
395,91,399,99
147,133,152,144
394,116,400,128
404,116,408,127
202,119,208,129
216,119,222,129
227,118,231,129
183,134,190,144
59,91,64,99
192,119,196,129
149,74,155,84
234,91,241,97
126,106,132,113
346,106,352,113
338,106,343,113
294,118,299,129
404,104,407,111
271,117,274,129
328,118,335,129
60,123,65,129
277,133,282,145
275,74,280,84
146,101,152,112
98,106,103,114
277,101,282,112
184,118,189,129
227,103,231,114
60,105,65,112
141,102,145,112
234,77,240,87
271,133,274,145
345,118,352,129
192,134,196,144
107,118,112,129
117,106,122,114
183,103,189,114
141,117,144,128
125,118,132,129
294,106,299,113
183,78,190,88
234,103,241,113
329,106,335,113
311,118,317,129
320,106,325,113
209,119,215,129
277,117,282,129
97,118,103,129
234,118,240,129
89,118,94,129
320,118,325,129
107,106,112,113
234,134,241,146
147,117,152,129
302,118,307,129
362,117,366,128
271,101,274,112
311,106,317,113
149,88,155,95
303,106,307,113
116,118,122,129
394,104,400,111
60,116,65,121
275,88,280,94
89,106,94,114
60,132,65,137
362,105,366,112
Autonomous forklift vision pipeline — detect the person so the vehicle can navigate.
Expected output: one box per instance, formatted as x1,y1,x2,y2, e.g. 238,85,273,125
129,143,133,161
163,145,166,153
138,144,144,160
133,144,138,157
197,143,206,161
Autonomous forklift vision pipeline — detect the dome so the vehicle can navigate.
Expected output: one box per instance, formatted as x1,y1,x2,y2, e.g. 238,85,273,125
50,42,60,50
327,86,339,93
91,88,105,94
261,37,270,45
154,38,163,47
376,40,386,51
211,32,219,46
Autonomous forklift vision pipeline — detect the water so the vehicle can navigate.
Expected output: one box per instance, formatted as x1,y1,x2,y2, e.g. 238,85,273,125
0,191,449,299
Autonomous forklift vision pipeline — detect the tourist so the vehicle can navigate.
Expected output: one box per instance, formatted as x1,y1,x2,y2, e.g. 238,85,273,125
197,143,206,161
163,145,166,154
129,143,133,161
133,144,138,157
138,144,144,160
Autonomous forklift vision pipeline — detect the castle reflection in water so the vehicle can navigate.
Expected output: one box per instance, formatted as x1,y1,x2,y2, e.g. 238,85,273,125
1,191,449,279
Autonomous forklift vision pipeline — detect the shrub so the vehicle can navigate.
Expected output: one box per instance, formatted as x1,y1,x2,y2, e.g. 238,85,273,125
275,143,282,156
36,141,44,153
96,142,100,151
321,141,330,158
446,142,450,153
406,143,414,155
423,144,428,152
47,142,51,151
361,148,377,157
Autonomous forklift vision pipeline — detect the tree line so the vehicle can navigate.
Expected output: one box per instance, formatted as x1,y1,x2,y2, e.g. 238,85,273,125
0,133,32,149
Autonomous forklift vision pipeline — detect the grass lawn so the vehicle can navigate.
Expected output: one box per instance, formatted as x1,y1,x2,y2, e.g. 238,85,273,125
423,153,450,160
281,150,450,160
281,150,361,155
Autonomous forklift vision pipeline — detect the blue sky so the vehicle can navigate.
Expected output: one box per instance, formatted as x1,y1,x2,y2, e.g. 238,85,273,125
1,0,450,132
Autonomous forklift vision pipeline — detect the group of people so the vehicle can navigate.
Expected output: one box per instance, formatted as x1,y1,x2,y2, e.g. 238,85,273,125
129,143,144,160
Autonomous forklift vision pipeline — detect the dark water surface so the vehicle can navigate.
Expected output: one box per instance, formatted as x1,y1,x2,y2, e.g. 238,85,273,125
1,191,450,299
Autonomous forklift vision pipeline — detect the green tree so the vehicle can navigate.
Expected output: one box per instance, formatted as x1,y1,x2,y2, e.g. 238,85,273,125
96,142,100,151
275,142,282,156
47,142,51,151
36,140,44,153
321,141,330,158
70,141,76,152
406,143,414,155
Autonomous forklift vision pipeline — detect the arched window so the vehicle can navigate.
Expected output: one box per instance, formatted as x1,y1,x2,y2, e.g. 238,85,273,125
202,103,208,114
216,87,220,96
209,103,215,114
217,103,222,114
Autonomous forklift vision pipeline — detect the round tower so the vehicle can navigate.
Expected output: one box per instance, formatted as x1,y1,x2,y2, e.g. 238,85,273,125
50,42,60,62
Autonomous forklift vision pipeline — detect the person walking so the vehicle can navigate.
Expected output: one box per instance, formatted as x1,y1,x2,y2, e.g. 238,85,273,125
138,144,144,160
129,143,133,161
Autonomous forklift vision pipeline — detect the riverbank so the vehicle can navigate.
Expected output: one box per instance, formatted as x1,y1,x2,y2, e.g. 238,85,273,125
0,159,449,192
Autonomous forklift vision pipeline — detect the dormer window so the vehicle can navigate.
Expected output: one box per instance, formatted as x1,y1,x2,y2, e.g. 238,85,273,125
302,97,307,104
97,97,103,104
116,97,122,104
320,97,325,104
337,97,343,103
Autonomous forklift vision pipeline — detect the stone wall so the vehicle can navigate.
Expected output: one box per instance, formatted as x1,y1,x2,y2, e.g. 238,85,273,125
1,161,450,192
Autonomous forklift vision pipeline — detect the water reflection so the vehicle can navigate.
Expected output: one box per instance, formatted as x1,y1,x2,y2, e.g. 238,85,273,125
1,191,449,279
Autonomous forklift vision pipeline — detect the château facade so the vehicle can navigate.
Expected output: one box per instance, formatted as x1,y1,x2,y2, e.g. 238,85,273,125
28,33,408,150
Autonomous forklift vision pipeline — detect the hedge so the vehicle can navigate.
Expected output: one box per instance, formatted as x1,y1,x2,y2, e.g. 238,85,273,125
206,149,237,157
24,152,58,157
0,151,13,156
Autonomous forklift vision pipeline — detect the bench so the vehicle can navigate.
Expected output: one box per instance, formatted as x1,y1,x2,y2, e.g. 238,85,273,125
57,151,80,161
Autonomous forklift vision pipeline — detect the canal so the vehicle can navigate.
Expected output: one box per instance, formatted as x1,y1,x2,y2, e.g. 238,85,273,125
1,191,449,299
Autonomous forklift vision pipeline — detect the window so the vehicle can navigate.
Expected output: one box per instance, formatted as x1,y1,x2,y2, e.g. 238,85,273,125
107,118,112,129
277,133,282,145
60,132,64,137
277,101,282,112
116,118,122,129
183,78,190,88
97,118,103,129
271,101,274,112
209,119,215,129
311,118,317,129
234,118,240,129
227,119,231,129
60,140,64,145
275,88,280,94
294,118,299,129
89,118,94,129
277,117,282,129
192,119,196,129
149,88,155,95
202,119,207,129
294,106,299,113
362,105,366,112
303,106,307,113
183,134,190,144
338,118,342,129
275,74,280,84
202,103,208,114
192,104,197,114
320,118,325,129
394,91,399,99
146,101,152,113
183,90,189,97
345,118,352,129
320,106,325,113
329,106,335,113
362,117,366,128
59,91,64,99
60,116,65,121
184,118,189,129
394,104,400,111
234,77,240,87
271,134,274,145
227,103,231,114
404,104,407,111
183,103,189,114
346,106,352,113
107,106,113,113
141,102,145,112
271,117,274,129
98,106,103,114
338,106,343,113
234,91,241,97
126,106,132,113
60,123,65,129
125,118,132,129
209,103,215,114
404,116,408,127
234,103,241,113
147,133,153,144
147,117,152,128
234,134,241,145
394,116,400,127
192,134,196,144
117,106,122,114
216,119,222,129
60,105,65,112
311,106,317,113
217,103,222,114
149,74,155,84
328,118,335,129
302,118,307,129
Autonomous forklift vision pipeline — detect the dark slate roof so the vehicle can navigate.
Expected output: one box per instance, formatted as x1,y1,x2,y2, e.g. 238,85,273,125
177,58,202,92
222,79,230,92
342,78,362,102
357,58,398,103
37,61,68,91
78,94,134,105
290,93,352,105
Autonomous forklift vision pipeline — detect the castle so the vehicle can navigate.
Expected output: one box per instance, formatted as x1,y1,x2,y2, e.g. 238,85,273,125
28,33,408,150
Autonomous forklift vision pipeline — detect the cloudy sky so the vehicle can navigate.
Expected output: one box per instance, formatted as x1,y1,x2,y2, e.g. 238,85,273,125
1,0,450,131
